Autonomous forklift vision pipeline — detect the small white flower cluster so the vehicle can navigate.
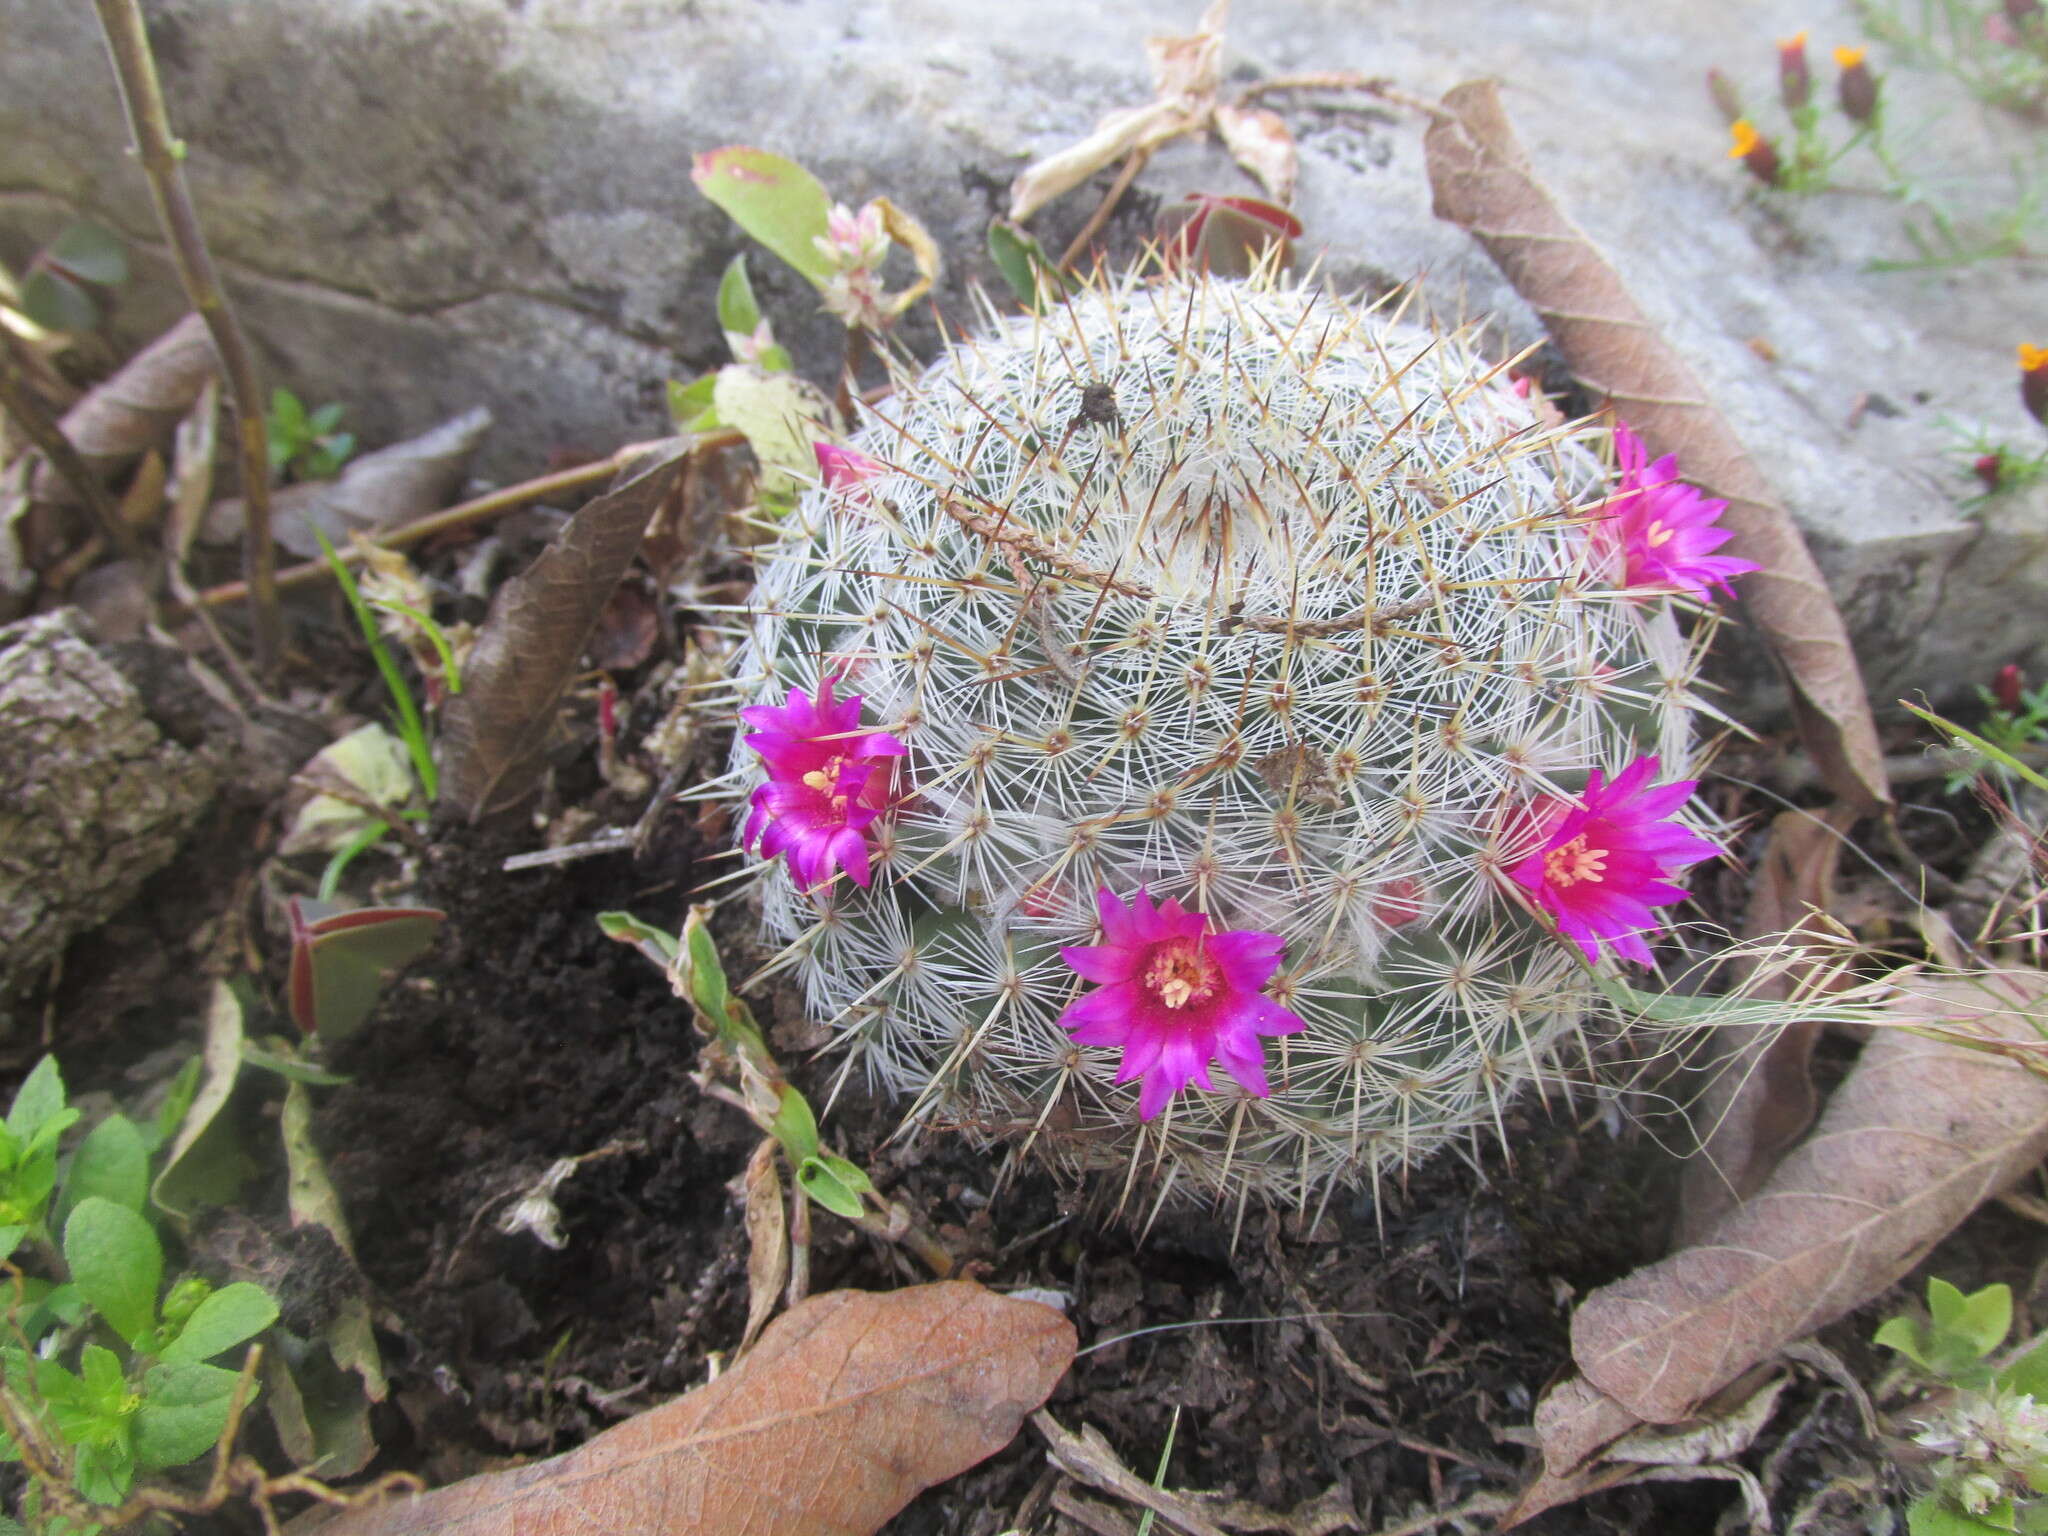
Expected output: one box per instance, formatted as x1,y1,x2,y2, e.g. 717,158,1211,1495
1915,1388,2048,1518
724,270,1716,1212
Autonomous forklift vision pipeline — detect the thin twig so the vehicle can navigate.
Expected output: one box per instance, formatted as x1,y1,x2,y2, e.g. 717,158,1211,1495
0,330,140,558
192,434,723,609
94,0,281,674
1235,71,1454,124
1060,146,1154,273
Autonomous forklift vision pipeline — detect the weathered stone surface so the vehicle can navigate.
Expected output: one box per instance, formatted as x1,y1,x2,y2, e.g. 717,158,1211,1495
1,0,2040,707
0,610,219,998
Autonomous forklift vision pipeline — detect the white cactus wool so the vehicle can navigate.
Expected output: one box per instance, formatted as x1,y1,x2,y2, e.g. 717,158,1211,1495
729,269,1718,1211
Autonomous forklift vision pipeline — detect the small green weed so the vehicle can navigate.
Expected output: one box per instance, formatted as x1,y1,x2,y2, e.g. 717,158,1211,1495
266,387,356,482
0,1058,280,1534
1875,1277,2048,1534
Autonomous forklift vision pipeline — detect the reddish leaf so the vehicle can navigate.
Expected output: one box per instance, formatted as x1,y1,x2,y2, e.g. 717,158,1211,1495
296,1283,1075,1536
287,898,446,1039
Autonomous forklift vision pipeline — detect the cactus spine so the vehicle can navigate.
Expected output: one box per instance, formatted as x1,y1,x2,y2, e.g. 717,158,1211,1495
728,269,1712,1210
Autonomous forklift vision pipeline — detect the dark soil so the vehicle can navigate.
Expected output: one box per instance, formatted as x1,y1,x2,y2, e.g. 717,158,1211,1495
13,606,2036,1536
277,780,1989,1536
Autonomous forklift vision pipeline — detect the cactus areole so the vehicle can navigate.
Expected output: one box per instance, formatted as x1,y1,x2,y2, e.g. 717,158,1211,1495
730,272,1724,1207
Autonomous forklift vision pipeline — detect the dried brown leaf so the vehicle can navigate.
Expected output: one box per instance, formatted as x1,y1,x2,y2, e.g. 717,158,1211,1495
207,407,494,558
1530,1373,1642,1477
740,1138,788,1354
1006,0,1227,222
30,313,218,503
1677,808,1854,1241
1423,80,1888,814
1574,975,2048,1425
299,1283,1075,1536
438,440,689,822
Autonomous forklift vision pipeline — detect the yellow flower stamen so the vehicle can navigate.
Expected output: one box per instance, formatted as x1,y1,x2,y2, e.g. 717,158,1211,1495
1145,940,1220,1010
1543,835,1609,888
1834,44,1866,68
1728,120,1761,159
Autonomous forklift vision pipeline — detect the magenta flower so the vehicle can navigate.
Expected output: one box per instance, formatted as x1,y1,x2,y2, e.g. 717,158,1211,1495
814,441,884,493
1507,756,1721,966
1058,889,1307,1120
1591,422,1761,600
742,675,906,891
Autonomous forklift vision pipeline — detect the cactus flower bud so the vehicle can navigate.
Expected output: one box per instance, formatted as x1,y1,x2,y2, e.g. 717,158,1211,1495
1995,663,2025,715
1778,31,1812,111
1834,46,1879,122
2022,343,2048,426
1728,120,1782,186
1705,67,1745,124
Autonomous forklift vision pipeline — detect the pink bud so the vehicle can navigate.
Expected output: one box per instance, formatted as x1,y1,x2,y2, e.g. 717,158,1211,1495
1996,663,2025,715
814,441,884,491
1974,453,2004,492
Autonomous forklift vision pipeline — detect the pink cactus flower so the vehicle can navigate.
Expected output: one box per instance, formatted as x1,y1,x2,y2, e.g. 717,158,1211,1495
742,675,906,891
1592,422,1761,600
814,441,884,493
1507,756,1721,966
1058,889,1307,1120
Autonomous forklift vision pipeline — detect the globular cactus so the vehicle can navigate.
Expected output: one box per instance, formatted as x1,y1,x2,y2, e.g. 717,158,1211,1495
724,268,1728,1213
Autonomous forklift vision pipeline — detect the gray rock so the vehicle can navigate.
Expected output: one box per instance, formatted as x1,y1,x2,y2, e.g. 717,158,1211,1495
0,610,220,1000
1,0,2041,708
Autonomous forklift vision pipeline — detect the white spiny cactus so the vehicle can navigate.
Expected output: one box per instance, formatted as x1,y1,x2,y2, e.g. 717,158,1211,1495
723,268,1720,1212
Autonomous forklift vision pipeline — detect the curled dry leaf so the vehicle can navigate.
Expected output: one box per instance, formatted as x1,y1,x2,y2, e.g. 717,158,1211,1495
1423,80,1888,815
207,407,494,558
1676,808,1854,1243
1574,972,2048,1428
29,313,218,504
1007,0,1228,223
438,440,690,822
297,1283,1075,1536
739,1138,789,1354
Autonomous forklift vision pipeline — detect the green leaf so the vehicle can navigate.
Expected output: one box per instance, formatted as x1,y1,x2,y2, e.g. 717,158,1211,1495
287,900,446,1040
160,1283,278,1364
770,1087,819,1164
692,146,836,286
133,1360,242,1471
682,909,735,1035
1874,1314,1933,1368
153,983,257,1221
71,1437,135,1506
758,344,795,374
47,220,128,287
717,252,764,341
1932,1280,2013,1361
9,1056,68,1147
279,1081,387,1406
17,269,98,334
1999,1338,2048,1399
307,402,346,436
986,220,1069,312
812,1152,873,1197
796,1155,867,1220
1908,1492,2022,1536
0,1228,22,1265
59,1115,150,1228
666,374,721,431
270,387,308,441
713,365,835,501
238,1042,352,1087
147,1057,204,1156
63,1198,162,1348
597,910,679,969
